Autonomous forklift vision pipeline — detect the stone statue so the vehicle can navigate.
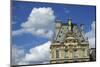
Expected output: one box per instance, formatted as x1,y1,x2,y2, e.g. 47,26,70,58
68,18,72,31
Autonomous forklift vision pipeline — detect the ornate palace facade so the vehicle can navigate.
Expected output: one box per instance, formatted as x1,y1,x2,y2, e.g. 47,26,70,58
50,19,90,63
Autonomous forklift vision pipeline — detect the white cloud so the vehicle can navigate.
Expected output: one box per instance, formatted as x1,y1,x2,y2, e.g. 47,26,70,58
12,41,51,65
19,41,51,65
12,7,55,39
12,29,28,36
85,21,96,48
11,45,25,65
12,7,54,65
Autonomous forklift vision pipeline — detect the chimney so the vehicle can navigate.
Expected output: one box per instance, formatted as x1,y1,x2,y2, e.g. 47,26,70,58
55,20,62,28
80,24,84,31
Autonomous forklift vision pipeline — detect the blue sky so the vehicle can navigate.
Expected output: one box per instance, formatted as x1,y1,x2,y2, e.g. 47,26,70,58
12,1,96,65
12,1,96,31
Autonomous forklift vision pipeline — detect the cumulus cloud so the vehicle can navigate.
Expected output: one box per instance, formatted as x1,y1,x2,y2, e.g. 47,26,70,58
12,41,51,65
85,21,96,48
12,29,28,36
18,41,51,65
11,45,25,65
12,7,54,65
12,7,55,39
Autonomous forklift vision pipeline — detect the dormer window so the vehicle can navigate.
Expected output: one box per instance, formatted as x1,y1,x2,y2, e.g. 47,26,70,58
79,35,81,37
60,31,63,33
59,35,61,38
57,41,59,43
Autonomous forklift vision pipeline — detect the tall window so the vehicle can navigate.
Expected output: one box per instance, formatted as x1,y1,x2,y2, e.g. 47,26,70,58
64,48,68,63
52,51,54,58
65,50,67,58
73,49,78,62
74,56,78,62
56,50,59,58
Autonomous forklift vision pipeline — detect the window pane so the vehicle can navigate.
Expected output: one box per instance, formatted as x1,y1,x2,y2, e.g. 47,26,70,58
56,50,59,58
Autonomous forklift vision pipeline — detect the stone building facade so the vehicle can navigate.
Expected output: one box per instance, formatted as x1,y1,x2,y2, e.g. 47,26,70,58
50,19,90,63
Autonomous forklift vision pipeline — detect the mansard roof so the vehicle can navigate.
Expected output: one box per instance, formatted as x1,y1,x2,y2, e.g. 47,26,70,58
53,19,89,45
